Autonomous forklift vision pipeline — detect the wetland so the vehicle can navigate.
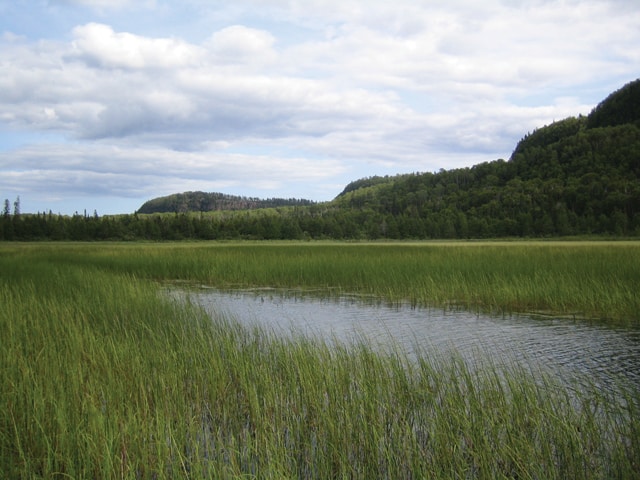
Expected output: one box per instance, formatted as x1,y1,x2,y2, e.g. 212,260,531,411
2,241,640,478
182,286,640,394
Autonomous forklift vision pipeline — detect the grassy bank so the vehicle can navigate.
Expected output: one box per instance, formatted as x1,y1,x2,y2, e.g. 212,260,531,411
1,242,639,478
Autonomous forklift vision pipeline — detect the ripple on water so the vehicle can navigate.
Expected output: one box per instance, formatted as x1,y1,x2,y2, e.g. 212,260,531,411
176,287,640,394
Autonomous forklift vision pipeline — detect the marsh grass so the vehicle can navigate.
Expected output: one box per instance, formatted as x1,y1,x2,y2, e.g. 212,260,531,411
19,240,639,322
1,242,639,478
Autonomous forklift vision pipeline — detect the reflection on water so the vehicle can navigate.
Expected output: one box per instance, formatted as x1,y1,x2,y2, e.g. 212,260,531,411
180,287,640,392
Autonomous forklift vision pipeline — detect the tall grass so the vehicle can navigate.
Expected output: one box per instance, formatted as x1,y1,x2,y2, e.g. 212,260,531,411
1,242,640,477
11,240,639,322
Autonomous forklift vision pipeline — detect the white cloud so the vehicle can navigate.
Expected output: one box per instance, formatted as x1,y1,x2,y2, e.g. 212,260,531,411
282,0,637,97
3,25,415,146
0,142,345,201
1,0,639,213
206,25,277,66
71,23,202,69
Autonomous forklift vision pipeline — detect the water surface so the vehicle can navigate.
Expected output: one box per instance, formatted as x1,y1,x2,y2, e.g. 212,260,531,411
180,287,640,393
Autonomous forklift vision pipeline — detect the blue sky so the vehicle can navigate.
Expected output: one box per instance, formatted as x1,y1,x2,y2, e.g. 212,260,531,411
1,0,638,215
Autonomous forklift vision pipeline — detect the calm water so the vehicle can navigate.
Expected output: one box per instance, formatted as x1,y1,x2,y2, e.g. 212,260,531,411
179,287,640,392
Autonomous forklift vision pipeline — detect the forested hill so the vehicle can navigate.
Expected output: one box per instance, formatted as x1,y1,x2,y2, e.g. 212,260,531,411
137,191,316,214
332,78,640,237
2,79,639,241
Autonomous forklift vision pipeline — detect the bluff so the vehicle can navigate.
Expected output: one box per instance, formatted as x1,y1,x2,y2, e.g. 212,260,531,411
6,79,639,241
331,78,640,237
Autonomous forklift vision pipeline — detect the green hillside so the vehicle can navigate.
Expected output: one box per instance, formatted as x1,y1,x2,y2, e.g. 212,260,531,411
331,78,640,237
2,79,639,240
137,191,315,214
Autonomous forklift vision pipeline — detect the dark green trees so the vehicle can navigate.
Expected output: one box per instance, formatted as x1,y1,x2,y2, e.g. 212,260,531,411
2,79,640,241
587,78,640,129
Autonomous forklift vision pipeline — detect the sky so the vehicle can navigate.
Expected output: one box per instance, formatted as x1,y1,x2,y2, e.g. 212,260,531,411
0,0,638,215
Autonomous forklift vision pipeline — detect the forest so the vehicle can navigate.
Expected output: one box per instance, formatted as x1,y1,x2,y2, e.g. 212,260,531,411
136,191,316,214
2,79,639,241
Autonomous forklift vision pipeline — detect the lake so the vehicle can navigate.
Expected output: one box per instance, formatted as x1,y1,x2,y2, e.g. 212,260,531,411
177,287,640,393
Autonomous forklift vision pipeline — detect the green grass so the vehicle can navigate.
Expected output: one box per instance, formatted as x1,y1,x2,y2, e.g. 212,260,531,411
1,241,639,478
9,240,639,322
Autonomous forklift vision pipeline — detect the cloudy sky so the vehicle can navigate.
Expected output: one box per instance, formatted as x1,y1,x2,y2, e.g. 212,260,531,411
1,0,638,215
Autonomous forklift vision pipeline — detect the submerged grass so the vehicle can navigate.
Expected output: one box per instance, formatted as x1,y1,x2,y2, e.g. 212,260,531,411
1,241,640,478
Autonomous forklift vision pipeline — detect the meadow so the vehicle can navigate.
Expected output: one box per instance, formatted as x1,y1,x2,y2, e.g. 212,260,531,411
1,241,639,478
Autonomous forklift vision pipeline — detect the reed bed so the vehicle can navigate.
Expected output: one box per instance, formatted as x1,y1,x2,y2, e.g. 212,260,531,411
11,240,640,322
1,242,639,478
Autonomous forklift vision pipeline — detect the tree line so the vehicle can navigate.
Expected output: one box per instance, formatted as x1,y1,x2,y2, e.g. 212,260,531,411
1,197,638,242
3,78,639,241
3,121,639,240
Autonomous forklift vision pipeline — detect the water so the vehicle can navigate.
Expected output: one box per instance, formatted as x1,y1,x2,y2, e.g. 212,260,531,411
180,287,640,392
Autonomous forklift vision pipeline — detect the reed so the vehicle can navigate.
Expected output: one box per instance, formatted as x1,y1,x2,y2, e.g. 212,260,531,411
14,240,639,322
1,242,639,478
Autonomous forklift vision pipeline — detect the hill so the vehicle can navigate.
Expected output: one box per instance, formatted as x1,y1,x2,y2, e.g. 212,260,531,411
3,78,639,241
330,78,640,237
137,191,316,214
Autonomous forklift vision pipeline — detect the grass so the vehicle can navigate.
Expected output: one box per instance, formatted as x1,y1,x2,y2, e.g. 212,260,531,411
8,240,639,322
1,241,639,478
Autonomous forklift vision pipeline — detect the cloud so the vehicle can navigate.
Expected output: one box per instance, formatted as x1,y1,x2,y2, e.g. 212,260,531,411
1,142,346,200
282,0,637,96
48,0,152,10
71,23,202,69
206,25,277,66
3,24,416,148
1,0,639,213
